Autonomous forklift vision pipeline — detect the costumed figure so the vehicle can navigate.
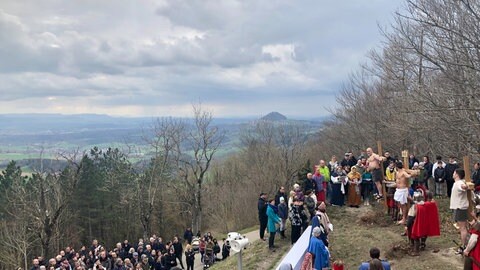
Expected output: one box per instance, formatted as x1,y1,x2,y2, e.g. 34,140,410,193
306,226,330,270
347,166,362,207
330,165,346,206
409,190,440,255
463,221,480,270
406,190,424,256
311,202,332,247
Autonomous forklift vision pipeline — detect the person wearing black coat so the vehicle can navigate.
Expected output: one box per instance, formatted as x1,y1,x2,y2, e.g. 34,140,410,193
154,254,166,270
341,152,357,168
183,228,193,245
274,186,287,206
258,193,268,240
409,154,419,169
172,237,184,269
445,157,460,198
185,245,195,270
164,248,177,270
221,239,230,260
434,162,446,197
303,173,316,194
423,156,433,190
473,162,480,189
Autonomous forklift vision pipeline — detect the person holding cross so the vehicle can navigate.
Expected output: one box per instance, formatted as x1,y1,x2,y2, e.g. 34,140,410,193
366,147,386,200
451,168,469,248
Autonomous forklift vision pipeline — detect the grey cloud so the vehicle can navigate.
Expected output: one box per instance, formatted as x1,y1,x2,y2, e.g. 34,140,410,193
0,0,403,117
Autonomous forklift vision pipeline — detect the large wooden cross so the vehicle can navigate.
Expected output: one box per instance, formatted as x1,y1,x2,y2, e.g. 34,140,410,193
464,156,476,221
377,141,388,210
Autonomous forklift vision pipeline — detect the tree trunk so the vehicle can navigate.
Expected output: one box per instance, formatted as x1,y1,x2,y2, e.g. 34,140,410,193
141,203,152,240
195,181,202,232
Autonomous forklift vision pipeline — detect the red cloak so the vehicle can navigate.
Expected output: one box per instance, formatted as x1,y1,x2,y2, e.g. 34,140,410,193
469,230,480,270
411,201,441,239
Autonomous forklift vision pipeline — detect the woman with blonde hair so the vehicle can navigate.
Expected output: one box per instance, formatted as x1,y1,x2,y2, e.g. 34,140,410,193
347,166,362,207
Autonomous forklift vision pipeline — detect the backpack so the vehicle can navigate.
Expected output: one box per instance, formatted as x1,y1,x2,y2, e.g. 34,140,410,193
213,244,220,254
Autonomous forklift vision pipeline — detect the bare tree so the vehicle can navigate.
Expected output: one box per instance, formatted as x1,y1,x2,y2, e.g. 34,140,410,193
149,105,224,233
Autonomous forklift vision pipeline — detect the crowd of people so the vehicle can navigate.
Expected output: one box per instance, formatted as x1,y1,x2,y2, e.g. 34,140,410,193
259,147,480,269
28,228,231,270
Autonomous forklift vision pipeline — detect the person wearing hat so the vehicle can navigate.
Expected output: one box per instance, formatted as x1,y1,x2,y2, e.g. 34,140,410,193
258,192,268,241
278,196,288,239
132,252,139,264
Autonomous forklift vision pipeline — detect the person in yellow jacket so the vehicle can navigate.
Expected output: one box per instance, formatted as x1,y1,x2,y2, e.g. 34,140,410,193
385,161,396,182
317,160,331,202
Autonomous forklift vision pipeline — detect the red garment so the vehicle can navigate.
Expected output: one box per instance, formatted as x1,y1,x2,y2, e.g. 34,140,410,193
411,201,441,239
387,198,395,208
316,190,325,203
469,230,480,270
300,252,313,270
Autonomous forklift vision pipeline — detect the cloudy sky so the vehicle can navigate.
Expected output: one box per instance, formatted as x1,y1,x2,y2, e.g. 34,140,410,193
0,0,402,118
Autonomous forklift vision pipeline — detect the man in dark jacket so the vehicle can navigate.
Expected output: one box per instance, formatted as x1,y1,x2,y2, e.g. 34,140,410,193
184,227,193,245
274,186,286,206
445,156,459,198
303,173,316,194
341,152,357,168
423,156,433,190
221,238,230,260
383,152,394,175
434,161,446,197
172,236,184,269
473,162,480,189
409,154,420,169
258,192,268,241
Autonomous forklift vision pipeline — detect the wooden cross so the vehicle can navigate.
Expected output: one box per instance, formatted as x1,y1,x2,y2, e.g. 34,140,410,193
377,141,388,210
401,150,409,170
464,156,475,221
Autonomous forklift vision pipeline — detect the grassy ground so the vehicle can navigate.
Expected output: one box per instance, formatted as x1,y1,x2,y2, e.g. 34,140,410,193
328,197,464,270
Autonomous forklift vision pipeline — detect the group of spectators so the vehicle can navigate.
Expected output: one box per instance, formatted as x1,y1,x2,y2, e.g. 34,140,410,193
28,228,229,270
259,150,473,269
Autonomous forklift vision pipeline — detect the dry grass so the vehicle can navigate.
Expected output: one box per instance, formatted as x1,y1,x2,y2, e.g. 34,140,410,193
328,198,464,270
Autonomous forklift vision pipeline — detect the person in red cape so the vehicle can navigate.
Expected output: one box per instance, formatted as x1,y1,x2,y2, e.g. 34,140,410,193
464,222,480,270
408,190,440,255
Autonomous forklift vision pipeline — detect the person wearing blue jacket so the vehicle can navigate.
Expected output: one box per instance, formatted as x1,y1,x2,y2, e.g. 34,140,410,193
266,199,281,251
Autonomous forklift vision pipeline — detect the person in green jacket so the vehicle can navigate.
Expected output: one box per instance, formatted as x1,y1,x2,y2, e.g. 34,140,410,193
266,199,281,251
317,160,331,201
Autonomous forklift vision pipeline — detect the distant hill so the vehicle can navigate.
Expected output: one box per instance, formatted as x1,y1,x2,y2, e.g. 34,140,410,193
260,112,287,121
